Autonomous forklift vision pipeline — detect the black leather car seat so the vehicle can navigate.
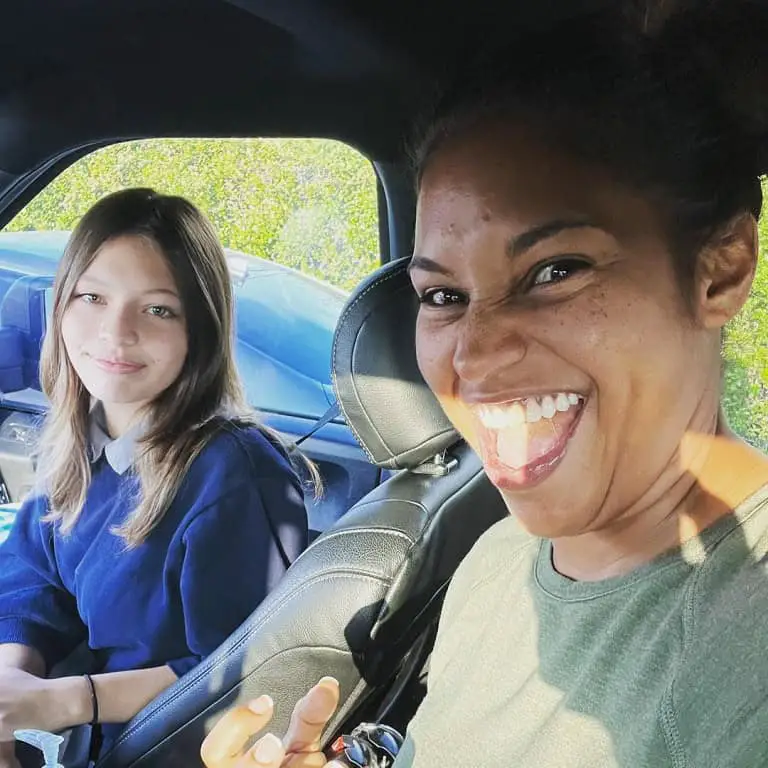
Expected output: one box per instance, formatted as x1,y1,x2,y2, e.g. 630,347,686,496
95,258,507,768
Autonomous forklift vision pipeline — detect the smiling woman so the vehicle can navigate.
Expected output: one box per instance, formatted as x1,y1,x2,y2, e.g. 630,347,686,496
396,3,768,765
196,4,768,768
409,118,747,536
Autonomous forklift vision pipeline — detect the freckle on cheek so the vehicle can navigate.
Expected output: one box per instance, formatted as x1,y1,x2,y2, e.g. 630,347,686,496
588,291,609,321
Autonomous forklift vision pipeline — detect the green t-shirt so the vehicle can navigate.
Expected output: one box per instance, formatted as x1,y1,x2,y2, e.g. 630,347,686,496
394,484,768,768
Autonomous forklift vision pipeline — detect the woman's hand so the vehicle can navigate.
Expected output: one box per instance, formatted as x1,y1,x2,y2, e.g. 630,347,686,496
201,677,344,768
0,667,90,739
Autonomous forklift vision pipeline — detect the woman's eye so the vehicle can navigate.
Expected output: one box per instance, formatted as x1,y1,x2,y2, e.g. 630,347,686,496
419,288,466,307
77,293,101,304
146,305,176,319
530,257,590,288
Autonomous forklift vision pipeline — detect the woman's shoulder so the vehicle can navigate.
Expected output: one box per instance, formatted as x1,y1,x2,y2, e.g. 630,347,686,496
442,514,535,617
460,514,536,578
693,482,768,593
679,484,768,656
674,486,768,760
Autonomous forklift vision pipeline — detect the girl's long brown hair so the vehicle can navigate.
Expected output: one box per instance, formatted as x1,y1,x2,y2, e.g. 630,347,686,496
38,187,317,547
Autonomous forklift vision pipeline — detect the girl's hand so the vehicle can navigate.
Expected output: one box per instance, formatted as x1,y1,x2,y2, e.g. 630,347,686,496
201,677,345,768
0,667,90,739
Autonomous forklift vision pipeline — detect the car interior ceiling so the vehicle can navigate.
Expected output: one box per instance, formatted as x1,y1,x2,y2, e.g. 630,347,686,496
2,1,618,765
0,0,609,248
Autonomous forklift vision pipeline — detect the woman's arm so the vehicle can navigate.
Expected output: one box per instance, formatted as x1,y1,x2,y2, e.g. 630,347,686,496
0,664,177,739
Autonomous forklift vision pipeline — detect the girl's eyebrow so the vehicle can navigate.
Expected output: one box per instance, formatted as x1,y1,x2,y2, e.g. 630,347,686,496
77,276,179,298
142,288,180,298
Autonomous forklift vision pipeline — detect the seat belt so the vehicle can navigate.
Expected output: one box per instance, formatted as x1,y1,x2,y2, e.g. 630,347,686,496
290,400,341,450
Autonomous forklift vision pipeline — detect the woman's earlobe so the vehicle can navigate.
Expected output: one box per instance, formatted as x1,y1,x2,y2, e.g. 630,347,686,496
696,214,758,328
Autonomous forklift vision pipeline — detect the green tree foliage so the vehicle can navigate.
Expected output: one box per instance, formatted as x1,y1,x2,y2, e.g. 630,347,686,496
5,139,379,291
721,179,768,450
4,140,766,449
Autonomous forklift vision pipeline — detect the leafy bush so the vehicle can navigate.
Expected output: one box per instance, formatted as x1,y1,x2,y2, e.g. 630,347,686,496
5,139,379,292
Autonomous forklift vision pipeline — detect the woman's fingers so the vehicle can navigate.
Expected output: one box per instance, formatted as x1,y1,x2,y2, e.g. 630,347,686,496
281,677,340,753
243,733,287,766
201,678,342,768
201,695,275,767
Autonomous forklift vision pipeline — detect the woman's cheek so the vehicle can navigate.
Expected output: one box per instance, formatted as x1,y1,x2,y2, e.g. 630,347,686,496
439,395,480,450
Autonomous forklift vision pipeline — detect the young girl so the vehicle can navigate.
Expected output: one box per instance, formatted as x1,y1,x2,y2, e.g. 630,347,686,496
0,188,309,764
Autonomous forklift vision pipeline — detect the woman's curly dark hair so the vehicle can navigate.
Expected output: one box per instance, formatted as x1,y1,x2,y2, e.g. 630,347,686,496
411,0,767,299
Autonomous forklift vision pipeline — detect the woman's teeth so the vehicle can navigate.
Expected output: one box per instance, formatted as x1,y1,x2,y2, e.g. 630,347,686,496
475,392,585,474
477,393,583,428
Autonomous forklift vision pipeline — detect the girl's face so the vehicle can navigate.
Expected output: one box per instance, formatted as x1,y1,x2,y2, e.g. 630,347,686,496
411,122,733,538
61,234,188,435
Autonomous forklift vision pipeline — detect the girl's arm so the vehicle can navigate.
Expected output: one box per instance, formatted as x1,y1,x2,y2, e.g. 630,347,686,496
0,497,88,672
56,665,178,725
0,664,178,738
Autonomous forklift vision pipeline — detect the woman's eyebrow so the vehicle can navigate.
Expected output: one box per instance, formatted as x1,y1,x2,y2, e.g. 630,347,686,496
408,220,606,274
407,255,455,277
507,219,604,258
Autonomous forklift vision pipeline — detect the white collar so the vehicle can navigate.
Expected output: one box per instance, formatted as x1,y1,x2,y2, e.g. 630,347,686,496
88,402,144,475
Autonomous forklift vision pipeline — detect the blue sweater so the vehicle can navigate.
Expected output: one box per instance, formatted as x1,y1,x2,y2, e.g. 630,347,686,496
0,423,307,727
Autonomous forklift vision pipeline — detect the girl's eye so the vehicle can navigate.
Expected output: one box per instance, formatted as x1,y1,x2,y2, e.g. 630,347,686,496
419,288,466,307
529,257,590,288
77,293,101,304
146,305,176,319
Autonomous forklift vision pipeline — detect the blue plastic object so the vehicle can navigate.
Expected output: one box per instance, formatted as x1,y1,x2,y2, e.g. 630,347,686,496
14,729,65,767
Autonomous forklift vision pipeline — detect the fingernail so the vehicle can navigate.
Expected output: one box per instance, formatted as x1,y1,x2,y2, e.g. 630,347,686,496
253,733,283,764
248,695,273,716
318,676,339,688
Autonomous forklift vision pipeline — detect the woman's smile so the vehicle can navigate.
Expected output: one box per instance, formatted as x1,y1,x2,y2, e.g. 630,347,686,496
467,392,586,488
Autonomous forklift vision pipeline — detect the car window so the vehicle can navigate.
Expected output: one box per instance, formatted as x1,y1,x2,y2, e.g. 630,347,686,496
0,142,764,451
0,138,380,421
721,178,767,452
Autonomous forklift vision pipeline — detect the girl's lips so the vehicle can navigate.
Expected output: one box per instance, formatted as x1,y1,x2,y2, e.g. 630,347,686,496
475,399,586,490
94,358,145,374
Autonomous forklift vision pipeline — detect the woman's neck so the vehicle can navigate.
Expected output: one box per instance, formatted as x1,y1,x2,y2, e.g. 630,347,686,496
551,424,768,582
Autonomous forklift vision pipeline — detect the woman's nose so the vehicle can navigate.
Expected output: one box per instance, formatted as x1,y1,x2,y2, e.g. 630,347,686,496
452,307,527,386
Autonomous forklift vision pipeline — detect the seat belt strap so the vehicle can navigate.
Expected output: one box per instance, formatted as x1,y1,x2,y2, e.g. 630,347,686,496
292,401,341,449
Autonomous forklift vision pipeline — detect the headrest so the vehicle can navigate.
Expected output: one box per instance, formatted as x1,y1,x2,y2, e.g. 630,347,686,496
332,258,459,470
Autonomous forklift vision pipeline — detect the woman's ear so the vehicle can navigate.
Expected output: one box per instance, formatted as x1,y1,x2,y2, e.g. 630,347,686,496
694,214,758,329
